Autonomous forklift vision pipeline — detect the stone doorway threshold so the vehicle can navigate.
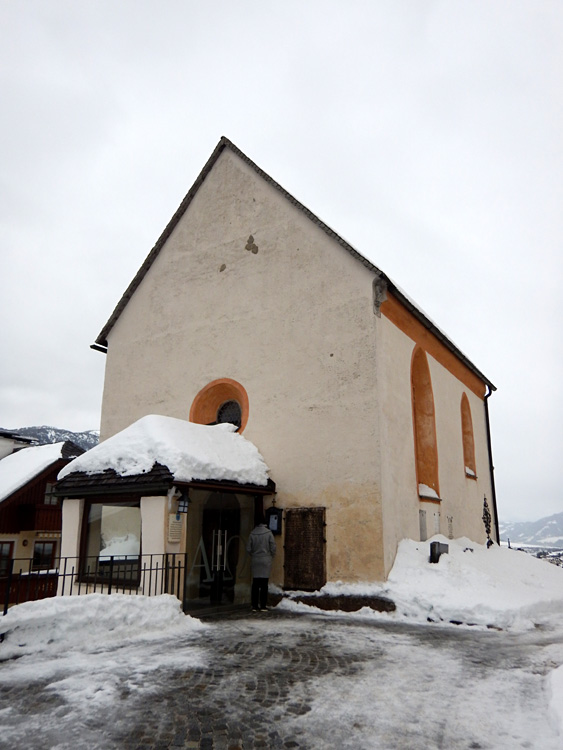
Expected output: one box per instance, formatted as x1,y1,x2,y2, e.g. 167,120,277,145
184,602,251,620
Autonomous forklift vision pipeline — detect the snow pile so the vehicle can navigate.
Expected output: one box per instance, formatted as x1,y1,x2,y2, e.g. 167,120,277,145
0,595,208,715
550,666,563,737
58,415,269,486
280,535,563,632
0,593,206,660
0,543,561,742
385,536,563,630
0,442,67,502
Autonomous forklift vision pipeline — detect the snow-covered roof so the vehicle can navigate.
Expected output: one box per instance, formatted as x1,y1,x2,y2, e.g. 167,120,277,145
0,442,69,502
58,415,270,487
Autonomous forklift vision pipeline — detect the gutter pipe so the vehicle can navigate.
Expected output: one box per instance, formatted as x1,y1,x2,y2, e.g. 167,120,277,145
484,385,500,544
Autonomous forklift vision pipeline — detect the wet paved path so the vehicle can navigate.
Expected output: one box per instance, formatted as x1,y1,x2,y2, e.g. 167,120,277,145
1,608,562,750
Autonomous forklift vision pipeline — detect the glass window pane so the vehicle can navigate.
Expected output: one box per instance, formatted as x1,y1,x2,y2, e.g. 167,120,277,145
0,543,12,576
33,542,55,570
216,400,241,428
99,506,141,560
82,502,141,583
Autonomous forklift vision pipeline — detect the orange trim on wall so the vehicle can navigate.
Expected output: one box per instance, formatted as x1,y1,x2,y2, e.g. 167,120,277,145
461,392,477,477
381,293,486,399
189,378,249,433
411,347,440,498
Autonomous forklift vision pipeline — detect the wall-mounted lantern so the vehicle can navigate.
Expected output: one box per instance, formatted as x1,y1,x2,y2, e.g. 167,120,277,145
177,490,190,515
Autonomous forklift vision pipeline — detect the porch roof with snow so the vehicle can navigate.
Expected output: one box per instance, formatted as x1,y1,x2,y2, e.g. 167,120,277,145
92,137,495,392
55,415,275,498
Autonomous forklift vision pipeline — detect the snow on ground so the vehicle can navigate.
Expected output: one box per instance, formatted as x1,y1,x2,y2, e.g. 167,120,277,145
551,665,563,737
0,594,207,712
0,537,562,746
277,535,563,738
279,535,563,632
58,414,270,486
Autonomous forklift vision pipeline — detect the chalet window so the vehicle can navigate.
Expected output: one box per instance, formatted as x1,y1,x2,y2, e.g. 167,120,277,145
32,541,56,571
81,500,141,585
0,542,14,576
44,482,59,506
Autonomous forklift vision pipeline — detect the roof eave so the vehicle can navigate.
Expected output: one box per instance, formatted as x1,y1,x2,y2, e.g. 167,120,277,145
93,137,232,349
385,280,496,392
55,473,276,499
92,137,495,391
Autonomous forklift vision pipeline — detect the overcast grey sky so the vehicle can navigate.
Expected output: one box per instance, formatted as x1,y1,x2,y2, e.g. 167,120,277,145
1,1,562,522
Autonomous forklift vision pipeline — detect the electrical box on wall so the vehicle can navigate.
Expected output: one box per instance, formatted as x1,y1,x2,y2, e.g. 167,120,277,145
265,506,283,536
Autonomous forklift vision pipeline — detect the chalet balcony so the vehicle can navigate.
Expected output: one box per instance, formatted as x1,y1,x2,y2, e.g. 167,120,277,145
16,504,62,533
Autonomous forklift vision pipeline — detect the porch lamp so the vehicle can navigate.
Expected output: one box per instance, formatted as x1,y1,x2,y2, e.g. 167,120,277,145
177,490,190,514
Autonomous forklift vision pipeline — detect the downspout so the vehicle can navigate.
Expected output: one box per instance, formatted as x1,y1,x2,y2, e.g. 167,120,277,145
484,386,500,544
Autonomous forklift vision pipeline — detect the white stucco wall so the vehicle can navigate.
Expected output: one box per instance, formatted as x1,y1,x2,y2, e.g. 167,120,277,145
140,496,168,555
429,356,494,542
377,312,495,577
96,147,495,584
100,148,385,582
60,498,84,559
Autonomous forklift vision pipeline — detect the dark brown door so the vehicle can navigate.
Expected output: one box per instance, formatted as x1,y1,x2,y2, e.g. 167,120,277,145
200,493,240,603
284,507,326,591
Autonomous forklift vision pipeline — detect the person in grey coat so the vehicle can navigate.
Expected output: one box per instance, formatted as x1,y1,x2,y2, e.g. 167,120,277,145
246,515,276,611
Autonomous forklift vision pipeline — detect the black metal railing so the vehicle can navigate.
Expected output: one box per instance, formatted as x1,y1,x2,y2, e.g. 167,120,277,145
1,553,188,616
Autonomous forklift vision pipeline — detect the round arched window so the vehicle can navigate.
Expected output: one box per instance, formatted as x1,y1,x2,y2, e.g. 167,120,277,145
190,378,249,433
216,400,242,429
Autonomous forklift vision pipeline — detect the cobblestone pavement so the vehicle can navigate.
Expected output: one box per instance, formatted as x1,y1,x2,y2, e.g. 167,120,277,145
1,607,562,750
0,609,364,750
122,612,364,750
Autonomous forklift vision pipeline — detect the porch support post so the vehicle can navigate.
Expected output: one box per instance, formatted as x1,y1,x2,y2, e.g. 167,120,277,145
59,498,84,596
140,496,168,596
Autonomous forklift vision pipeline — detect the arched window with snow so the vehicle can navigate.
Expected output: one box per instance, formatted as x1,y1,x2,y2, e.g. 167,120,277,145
411,347,440,500
461,392,477,479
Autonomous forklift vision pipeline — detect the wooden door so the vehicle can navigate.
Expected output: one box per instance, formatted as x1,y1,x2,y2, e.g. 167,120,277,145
284,507,326,591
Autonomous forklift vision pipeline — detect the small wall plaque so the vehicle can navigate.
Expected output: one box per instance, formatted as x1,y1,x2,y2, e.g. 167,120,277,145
168,513,183,544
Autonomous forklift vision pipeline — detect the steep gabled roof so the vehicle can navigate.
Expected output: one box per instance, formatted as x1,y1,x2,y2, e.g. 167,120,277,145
92,137,495,390
0,441,84,503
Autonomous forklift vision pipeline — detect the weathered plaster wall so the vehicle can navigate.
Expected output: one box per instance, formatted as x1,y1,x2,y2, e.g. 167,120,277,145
429,358,494,544
377,311,495,577
140,496,168,555
60,498,83,559
0,532,36,565
100,148,385,583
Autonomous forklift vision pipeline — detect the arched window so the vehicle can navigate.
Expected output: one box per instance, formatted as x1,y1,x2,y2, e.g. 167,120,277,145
411,347,440,499
461,393,477,478
216,399,242,429
190,378,249,433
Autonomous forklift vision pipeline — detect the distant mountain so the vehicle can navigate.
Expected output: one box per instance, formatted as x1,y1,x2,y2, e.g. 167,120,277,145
4,426,99,452
499,512,563,548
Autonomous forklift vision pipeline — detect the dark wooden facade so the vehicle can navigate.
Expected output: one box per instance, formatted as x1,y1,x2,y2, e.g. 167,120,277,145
0,442,84,607
0,461,64,534
0,442,84,535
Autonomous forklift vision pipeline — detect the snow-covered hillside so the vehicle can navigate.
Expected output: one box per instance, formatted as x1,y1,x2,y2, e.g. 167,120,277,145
2,425,99,452
499,511,563,548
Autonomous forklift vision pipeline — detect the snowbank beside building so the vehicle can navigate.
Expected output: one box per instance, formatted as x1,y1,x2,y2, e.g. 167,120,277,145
281,535,563,632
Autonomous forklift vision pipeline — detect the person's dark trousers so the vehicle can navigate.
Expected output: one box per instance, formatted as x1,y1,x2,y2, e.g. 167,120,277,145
251,577,269,609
